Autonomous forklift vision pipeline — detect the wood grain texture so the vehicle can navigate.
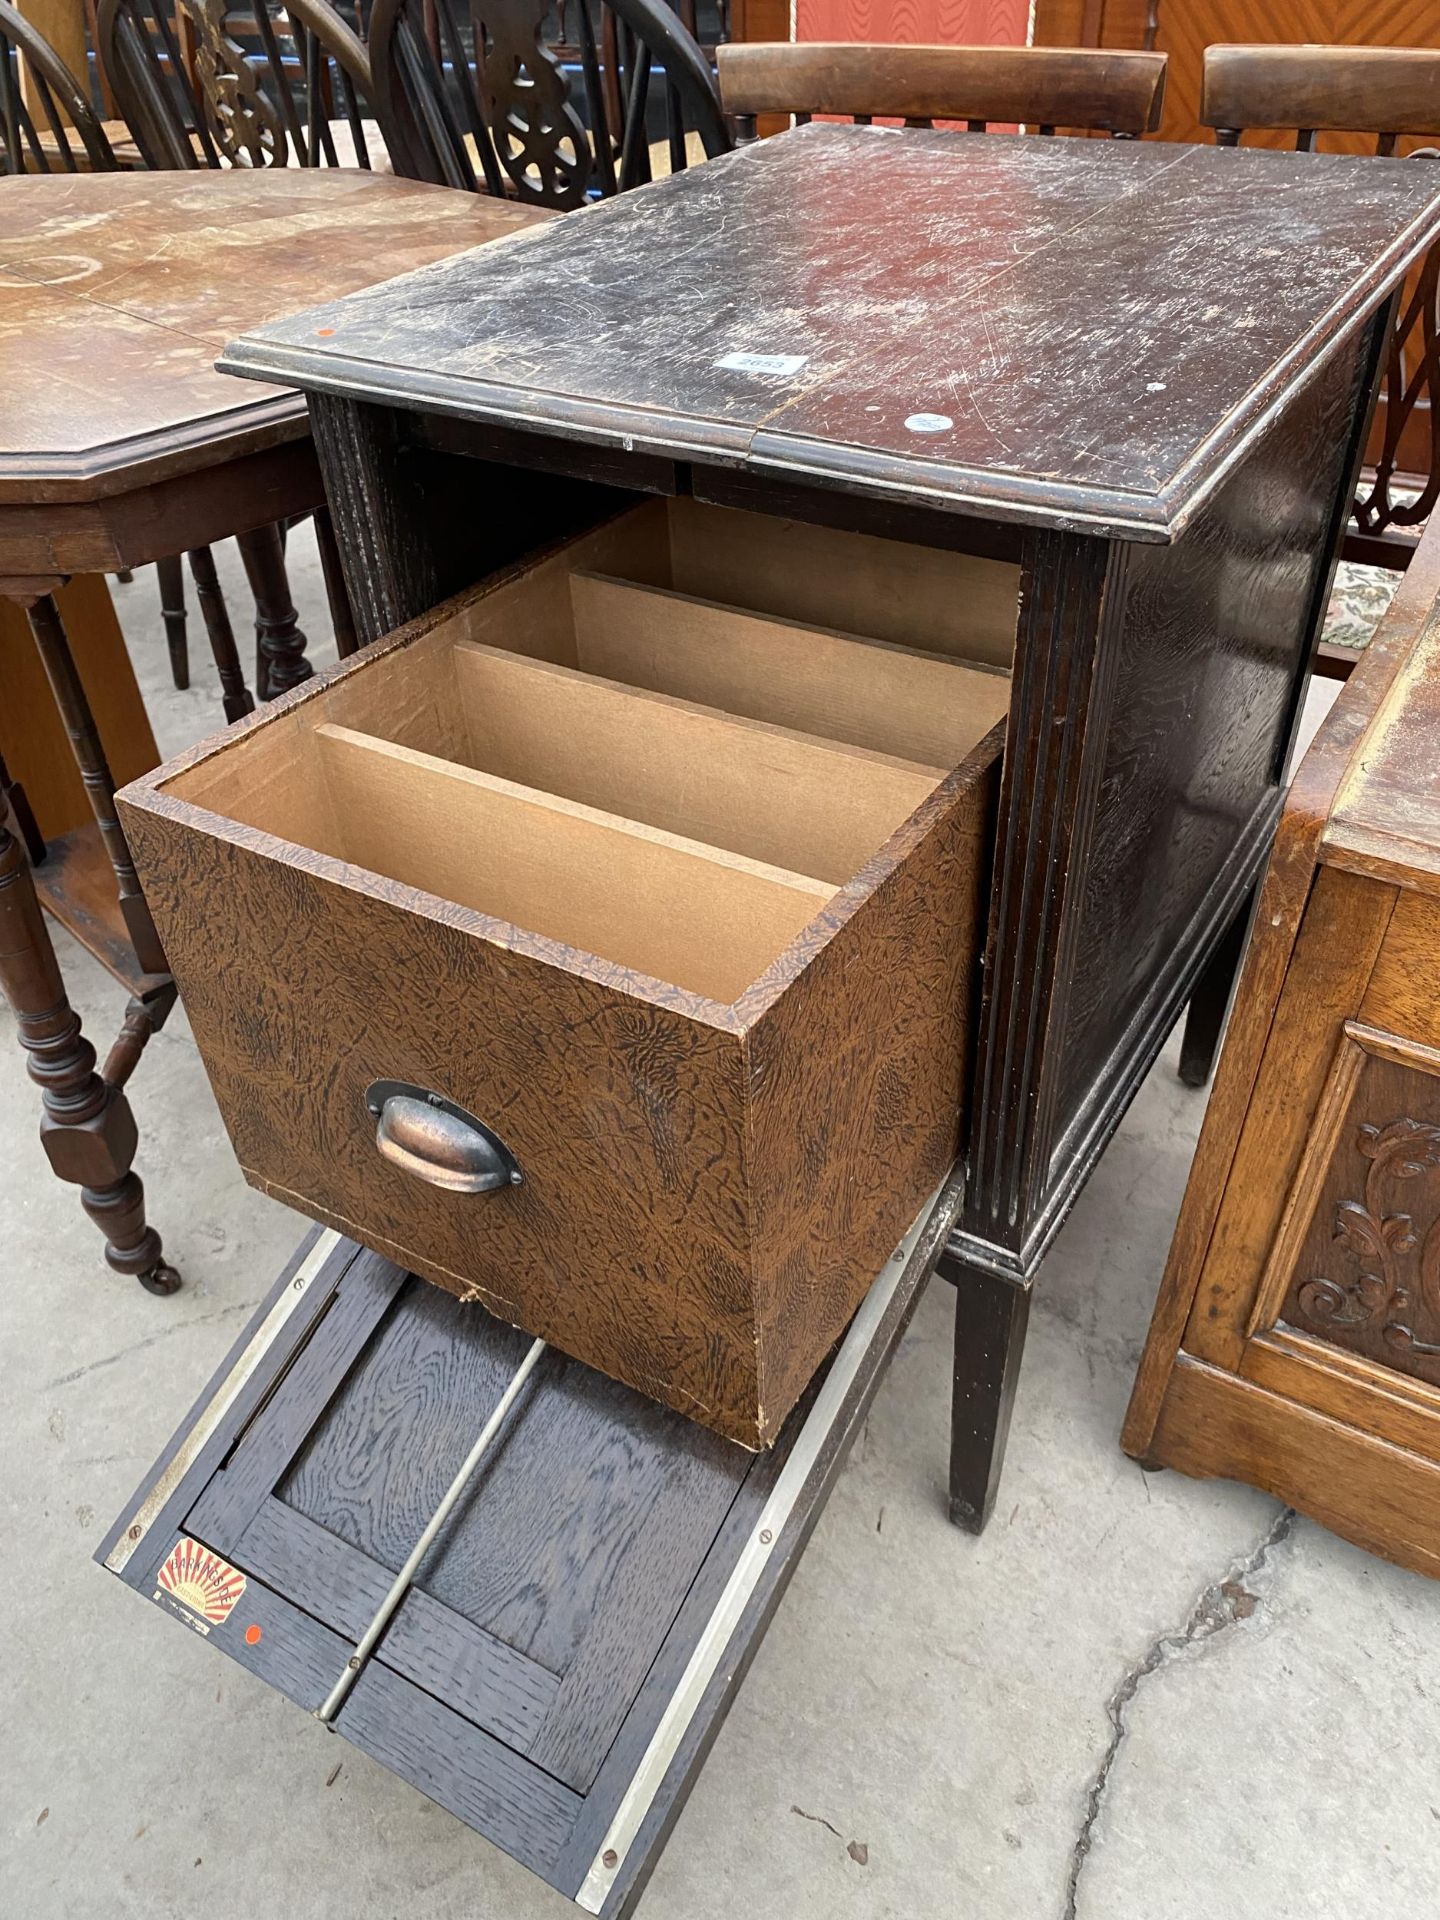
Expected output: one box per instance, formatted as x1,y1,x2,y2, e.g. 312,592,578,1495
94,1225,354,1575
337,1662,581,1877
1202,42,1440,140
1242,1328,1440,1468
1124,515,1440,1454
216,125,1440,541
1327,600,1440,897
0,439,324,577
185,1264,753,1789
277,1275,746,1789
1052,331,1373,1151
1273,1044,1440,1391
187,1250,411,1547
105,1189,955,1907
117,502,1000,1444
1181,870,1396,1374
1124,507,1440,1580
959,527,1115,1257
145,1532,356,1711
568,1172,961,1914
744,744,995,1434
663,494,1020,667
716,41,1166,131
1036,2,1440,149
229,1498,561,1748
0,169,546,504
1360,894,1440,1052
1148,1356,1440,1582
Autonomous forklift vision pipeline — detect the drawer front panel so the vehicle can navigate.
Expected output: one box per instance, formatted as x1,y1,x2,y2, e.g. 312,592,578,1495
129,762,988,1444
127,804,764,1436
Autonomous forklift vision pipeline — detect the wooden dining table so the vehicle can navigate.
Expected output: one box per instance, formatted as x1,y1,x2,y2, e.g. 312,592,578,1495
0,167,547,1294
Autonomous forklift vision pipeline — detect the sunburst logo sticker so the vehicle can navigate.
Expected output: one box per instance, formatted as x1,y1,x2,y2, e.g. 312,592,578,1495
156,1539,247,1627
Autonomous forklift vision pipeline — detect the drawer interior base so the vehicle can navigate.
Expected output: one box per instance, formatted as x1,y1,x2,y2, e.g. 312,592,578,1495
99,1182,957,1915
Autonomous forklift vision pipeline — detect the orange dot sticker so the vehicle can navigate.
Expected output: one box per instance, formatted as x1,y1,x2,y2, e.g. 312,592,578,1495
244,1624,262,1646
315,327,336,337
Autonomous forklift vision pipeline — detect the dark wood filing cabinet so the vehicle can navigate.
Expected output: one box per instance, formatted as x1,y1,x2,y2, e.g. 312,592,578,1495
103,126,1440,1908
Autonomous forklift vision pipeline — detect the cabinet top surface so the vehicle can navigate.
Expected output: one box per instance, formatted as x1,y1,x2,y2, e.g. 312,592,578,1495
218,125,1440,540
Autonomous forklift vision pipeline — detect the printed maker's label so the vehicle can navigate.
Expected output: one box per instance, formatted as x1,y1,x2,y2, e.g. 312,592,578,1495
154,1538,247,1633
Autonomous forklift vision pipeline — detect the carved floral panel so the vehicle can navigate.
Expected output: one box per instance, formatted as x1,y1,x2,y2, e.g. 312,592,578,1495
1280,1051,1440,1389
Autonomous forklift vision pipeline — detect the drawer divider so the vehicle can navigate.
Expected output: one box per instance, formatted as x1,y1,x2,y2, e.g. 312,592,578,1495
313,723,834,1004
450,639,946,886
569,570,1012,767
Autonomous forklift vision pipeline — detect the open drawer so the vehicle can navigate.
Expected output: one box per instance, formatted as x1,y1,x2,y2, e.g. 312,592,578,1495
100,1193,954,1914
118,498,1014,1445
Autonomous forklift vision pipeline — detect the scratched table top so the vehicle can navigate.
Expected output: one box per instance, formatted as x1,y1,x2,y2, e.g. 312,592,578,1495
0,170,545,505
219,124,1440,542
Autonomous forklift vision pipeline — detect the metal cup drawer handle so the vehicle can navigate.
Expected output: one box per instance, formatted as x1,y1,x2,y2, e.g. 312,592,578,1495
365,1081,523,1194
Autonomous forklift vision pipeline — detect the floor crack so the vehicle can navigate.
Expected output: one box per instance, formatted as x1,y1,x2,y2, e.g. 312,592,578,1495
1062,1505,1297,1920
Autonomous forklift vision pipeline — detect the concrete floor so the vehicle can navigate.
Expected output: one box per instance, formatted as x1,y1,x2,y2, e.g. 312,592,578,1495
4,534,1439,1920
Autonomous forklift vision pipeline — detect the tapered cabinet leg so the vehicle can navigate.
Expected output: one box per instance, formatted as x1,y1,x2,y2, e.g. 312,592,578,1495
313,504,359,659
1179,887,1255,1089
155,553,189,691
187,545,256,723
24,590,167,976
944,1249,1032,1535
237,521,313,700
0,820,179,1294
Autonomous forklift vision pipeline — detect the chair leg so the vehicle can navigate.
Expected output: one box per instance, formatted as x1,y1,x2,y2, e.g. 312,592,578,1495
944,1246,1032,1535
155,552,189,691
237,521,313,700
1178,887,1256,1090
0,814,178,1294
24,591,167,978
187,546,256,724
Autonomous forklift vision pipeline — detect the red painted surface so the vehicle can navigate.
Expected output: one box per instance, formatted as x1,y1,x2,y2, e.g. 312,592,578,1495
795,0,1031,46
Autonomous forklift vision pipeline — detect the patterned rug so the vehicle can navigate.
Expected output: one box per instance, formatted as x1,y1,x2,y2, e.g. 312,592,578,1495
1322,558,1403,653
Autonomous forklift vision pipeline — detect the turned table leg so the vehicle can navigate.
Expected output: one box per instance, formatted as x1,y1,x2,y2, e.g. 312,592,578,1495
187,546,256,723
23,589,167,977
0,815,179,1293
237,521,313,700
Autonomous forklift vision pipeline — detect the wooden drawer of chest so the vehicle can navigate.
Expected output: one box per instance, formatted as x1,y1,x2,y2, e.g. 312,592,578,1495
118,498,1014,1445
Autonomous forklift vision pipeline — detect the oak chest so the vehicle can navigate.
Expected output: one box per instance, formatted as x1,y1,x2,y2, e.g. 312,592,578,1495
1126,517,1440,1578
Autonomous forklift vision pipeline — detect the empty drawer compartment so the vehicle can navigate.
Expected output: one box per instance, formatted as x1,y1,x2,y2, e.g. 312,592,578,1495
118,498,1014,1445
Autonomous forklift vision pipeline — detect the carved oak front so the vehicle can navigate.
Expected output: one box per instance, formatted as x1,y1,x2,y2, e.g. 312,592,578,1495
1281,1044,1440,1387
